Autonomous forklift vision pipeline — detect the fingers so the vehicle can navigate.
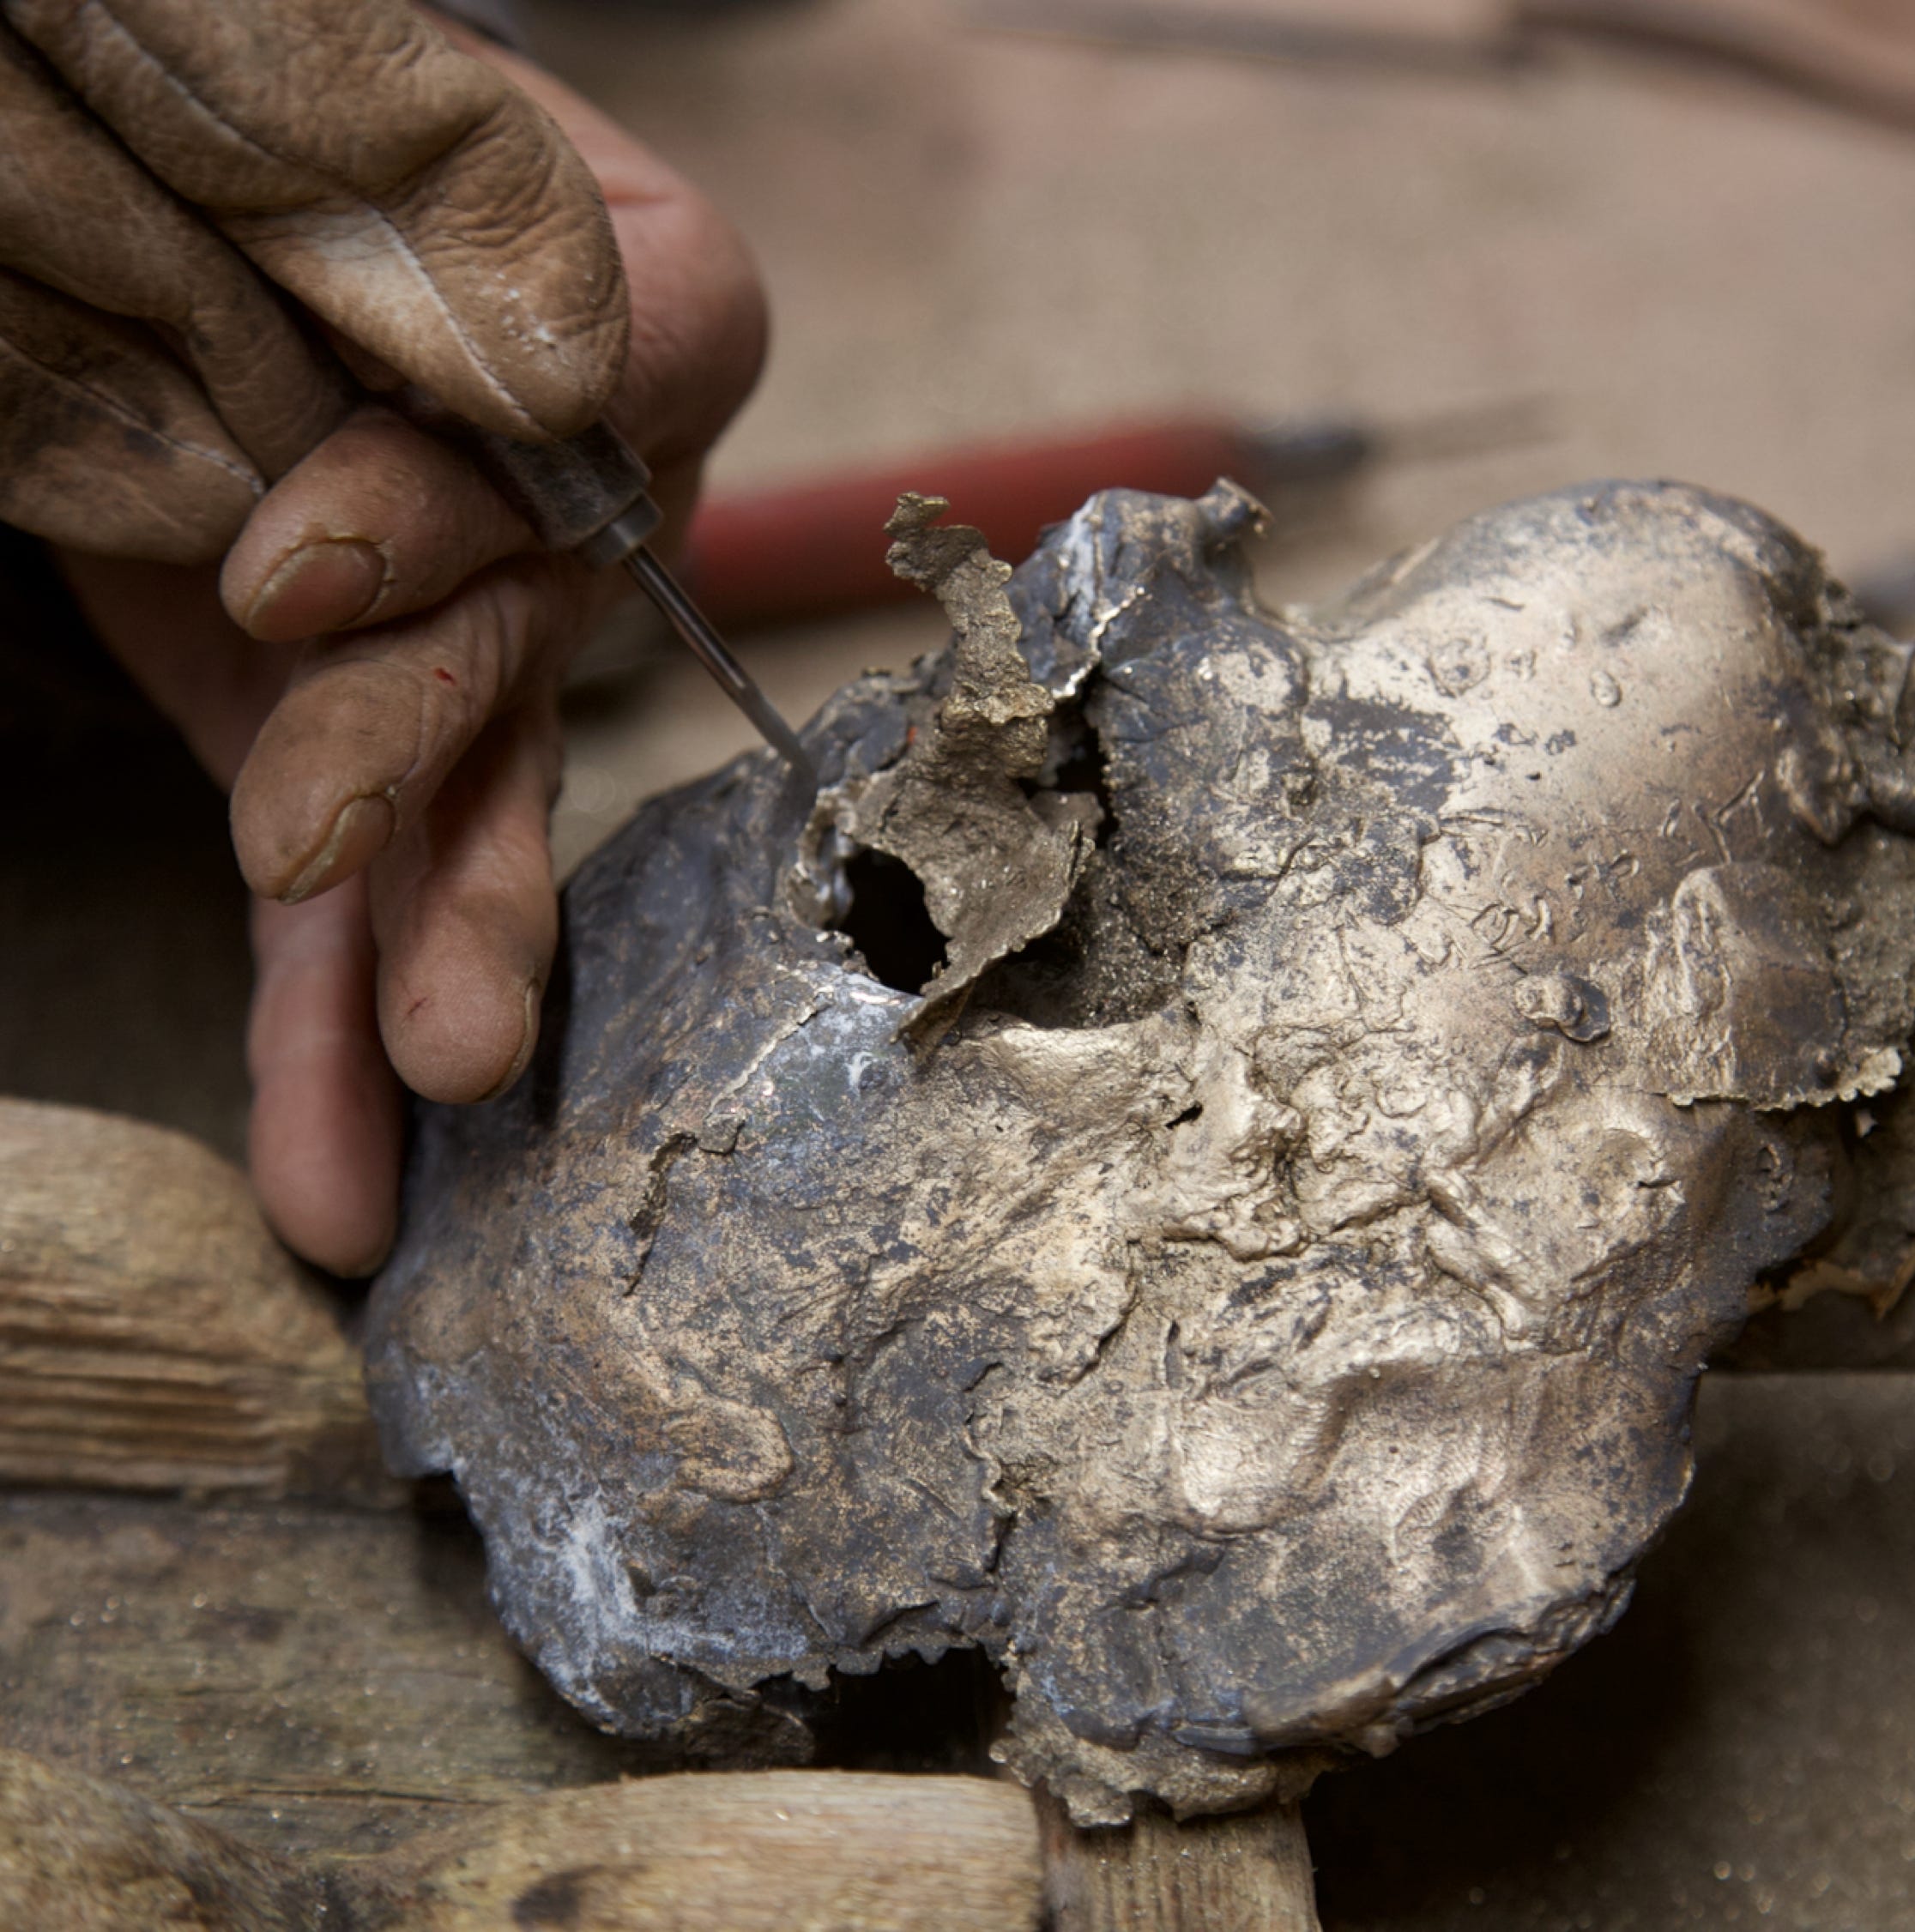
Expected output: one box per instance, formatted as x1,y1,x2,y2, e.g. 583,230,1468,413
247,706,563,1277
247,880,407,1277
227,552,599,903
12,4,767,1284
472,39,769,498
0,271,263,564
220,405,532,643
368,703,563,1105
9,0,629,439
1,0,762,581
0,21,346,481
214,51,769,627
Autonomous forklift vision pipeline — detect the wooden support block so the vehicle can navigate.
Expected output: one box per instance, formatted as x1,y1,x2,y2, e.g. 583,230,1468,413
1038,1787,1320,1932
359,1769,1045,1930
0,1749,1046,1932
0,1100,390,1500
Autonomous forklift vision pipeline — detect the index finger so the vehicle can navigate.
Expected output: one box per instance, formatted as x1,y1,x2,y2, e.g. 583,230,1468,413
474,36,769,482
221,404,533,643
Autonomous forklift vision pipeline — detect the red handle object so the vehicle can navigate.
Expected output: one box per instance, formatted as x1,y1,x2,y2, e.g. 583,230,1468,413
681,420,1270,633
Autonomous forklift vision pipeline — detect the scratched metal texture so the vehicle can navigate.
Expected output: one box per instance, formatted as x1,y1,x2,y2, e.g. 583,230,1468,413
367,480,1915,1823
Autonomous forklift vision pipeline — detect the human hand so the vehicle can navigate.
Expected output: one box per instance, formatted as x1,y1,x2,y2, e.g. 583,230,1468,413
19,3,765,1272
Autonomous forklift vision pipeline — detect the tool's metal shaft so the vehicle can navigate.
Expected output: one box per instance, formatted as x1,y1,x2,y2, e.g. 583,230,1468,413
411,403,814,791
624,546,818,794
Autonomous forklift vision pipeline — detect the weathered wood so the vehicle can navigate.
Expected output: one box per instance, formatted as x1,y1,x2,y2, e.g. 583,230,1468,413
1038,1787,1320,1932
359,1769,1045,1930
0,1748,320,1932
0,1748,1046,1931
0,1491,716,1859
0,1100,390,1500
0,1489,1322,1927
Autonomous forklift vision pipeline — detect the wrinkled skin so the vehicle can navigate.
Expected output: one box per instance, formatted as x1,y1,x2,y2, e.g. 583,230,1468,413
0,0,628,558
26,8,769,1277
368,481,1915,1823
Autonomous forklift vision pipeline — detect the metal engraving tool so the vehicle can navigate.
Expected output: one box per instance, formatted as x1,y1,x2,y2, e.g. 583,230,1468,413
402,396,818,797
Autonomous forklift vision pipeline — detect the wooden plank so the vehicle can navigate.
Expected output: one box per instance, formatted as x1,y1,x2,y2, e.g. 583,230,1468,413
0,1747,321,1932
0,1100,390,1500
0,1491,1321,1923
361,1769,1045,1930
0,1749,1047,1932
0,1491,693,1860
1039,1787,1320,1932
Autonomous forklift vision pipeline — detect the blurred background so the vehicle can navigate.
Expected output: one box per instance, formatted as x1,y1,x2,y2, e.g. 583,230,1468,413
528,0,1915,875
11,0,1915,1923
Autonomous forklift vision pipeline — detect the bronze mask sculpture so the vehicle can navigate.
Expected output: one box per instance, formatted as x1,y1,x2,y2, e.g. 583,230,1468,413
367,479,1915,1823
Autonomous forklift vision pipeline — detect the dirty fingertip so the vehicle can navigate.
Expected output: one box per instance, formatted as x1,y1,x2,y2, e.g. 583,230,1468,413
254,1138,399,1279
385,969,544,1108
277,794,397,905
275,1189,397,1282
239,536,390,642
479,979,543,1102
250,1065,402,1279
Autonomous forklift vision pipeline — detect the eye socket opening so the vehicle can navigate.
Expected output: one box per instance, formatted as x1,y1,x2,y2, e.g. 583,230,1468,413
837,847,948,994
821,703,1115,1003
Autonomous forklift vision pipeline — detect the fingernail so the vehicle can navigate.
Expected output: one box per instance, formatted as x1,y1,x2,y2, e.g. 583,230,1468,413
480,980,542,1102
245,538,389,642
280,794,395,905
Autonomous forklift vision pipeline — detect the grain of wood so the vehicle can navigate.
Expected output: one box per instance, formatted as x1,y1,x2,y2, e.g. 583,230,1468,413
359,1770,1045,1930
0,1750,1045,1932
1038,1788,1320,1932
0,1492,697,1859
0,1748,323,1932
0,1099,390,1499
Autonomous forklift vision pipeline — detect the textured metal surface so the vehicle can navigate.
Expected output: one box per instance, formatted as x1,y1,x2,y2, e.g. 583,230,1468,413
1308,1371,1915,1929
368,480,1915,1823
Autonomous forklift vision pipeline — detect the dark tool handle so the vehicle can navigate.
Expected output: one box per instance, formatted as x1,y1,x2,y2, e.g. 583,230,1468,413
389,387,662,558
377,385,808,784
